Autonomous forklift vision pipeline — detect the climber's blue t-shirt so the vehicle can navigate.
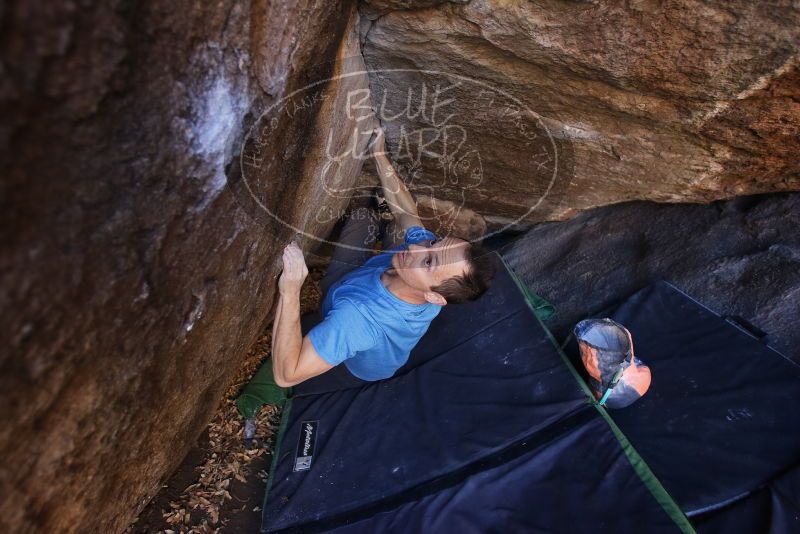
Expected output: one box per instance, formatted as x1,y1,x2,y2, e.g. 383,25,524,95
308,227,442,381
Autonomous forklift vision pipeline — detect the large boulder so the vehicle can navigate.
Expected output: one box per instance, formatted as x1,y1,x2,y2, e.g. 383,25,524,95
502,192,800,361
359,0,800,227
2,0,798,531
0,1,371,531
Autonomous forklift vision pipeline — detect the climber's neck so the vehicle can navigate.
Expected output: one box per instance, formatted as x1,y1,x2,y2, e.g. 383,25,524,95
381,268,428,305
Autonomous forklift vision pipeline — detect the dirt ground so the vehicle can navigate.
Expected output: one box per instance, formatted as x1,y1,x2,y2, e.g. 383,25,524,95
129,268,325,534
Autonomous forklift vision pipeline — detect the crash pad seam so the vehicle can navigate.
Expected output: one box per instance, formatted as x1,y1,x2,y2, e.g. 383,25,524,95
262,405,597,534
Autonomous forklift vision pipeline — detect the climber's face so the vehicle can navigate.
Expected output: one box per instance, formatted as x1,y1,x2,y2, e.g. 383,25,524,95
392,237,470,304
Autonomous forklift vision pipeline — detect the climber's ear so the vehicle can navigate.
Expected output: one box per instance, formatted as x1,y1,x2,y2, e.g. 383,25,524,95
423,291,447,306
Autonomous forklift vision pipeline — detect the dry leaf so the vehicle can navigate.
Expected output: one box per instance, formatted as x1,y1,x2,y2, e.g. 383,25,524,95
138,268,323,531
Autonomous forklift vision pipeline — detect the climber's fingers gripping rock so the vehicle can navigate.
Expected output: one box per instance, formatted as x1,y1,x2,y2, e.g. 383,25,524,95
278,242,308,296
369,125,386,157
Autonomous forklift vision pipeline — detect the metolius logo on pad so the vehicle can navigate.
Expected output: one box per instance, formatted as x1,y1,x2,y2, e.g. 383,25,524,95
293,421,319,472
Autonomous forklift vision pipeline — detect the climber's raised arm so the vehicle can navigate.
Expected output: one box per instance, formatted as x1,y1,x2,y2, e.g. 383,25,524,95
271,242,333,387
370,127,423,232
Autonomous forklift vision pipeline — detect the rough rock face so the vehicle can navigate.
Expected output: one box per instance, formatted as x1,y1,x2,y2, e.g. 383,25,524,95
360,0,800,226
2,0,799,532
0,1,371,531
502,193,800,361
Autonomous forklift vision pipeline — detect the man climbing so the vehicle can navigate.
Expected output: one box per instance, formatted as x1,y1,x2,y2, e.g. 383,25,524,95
271,127,496,393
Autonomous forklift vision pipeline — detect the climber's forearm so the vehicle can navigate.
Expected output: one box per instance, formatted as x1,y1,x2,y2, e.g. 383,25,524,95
271,290,303,386
374,153,423,231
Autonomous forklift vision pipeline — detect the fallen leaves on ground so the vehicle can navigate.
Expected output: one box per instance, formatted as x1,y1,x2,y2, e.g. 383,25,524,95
145,268,324,533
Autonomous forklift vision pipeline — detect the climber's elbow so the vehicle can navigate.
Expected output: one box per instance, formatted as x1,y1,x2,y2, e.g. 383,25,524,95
272,359,294,388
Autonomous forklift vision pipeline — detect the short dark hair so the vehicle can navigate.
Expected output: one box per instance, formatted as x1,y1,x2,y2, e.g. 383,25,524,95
431,243,496,304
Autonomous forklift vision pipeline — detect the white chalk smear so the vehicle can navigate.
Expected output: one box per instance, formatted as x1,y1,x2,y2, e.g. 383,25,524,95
187,66,249,211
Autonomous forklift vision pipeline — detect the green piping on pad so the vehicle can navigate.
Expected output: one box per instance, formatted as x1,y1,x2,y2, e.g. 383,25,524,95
261,397,293,533
499,252,695,533
497,252,555,321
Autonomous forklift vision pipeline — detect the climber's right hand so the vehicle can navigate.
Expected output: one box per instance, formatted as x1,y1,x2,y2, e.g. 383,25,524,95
278,242,308,296
369,126,386,157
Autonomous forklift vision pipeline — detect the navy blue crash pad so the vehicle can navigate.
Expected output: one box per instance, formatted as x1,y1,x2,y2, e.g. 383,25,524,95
260,257,691,533
259,255,800,532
